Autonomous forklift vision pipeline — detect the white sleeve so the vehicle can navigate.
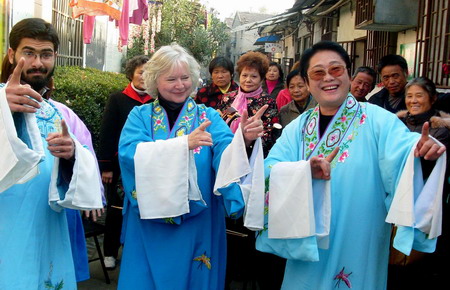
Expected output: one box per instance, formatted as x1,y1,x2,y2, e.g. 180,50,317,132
214,125,265,231
268,161,331,248
133,135,204,219
48,138,103,211
386,138,446,239
0,86,44,193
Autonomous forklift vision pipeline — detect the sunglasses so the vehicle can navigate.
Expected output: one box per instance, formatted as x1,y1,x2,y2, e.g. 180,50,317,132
307,64,347,81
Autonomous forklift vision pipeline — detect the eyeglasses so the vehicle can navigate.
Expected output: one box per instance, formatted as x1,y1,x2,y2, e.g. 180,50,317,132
307,64,347,81
20,49,55,61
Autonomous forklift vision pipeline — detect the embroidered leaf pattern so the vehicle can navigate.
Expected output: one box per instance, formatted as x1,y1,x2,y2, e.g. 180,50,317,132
164,218,176,224
44,262,64,289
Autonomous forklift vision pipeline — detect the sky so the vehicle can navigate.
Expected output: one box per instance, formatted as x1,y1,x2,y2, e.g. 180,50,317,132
199,0,296,20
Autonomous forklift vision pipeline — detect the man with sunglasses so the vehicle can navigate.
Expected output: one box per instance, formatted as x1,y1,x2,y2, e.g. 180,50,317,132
0,18,103,288
256,41,446,289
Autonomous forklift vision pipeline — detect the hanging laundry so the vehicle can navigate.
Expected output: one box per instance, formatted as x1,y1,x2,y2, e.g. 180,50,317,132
70,0,122,20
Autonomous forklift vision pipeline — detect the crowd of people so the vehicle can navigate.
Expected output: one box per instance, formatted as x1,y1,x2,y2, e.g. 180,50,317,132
0,17,449,290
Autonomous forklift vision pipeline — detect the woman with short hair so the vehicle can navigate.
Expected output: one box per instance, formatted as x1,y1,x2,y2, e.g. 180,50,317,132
219,51,279,157
117,44,266,289
195,56,238,108
257,41,446,290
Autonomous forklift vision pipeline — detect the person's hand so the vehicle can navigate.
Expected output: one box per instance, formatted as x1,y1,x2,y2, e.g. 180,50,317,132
46,119,75,160
241,104,268,147
5,58,43,113
414,122,446,160
84,208,105,222
188,119,213,150
310,147,339,180
102,171,114,184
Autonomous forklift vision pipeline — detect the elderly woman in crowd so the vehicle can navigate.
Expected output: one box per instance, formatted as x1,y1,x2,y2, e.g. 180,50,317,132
279,69,317,128
117,44,266,289
195,56,239,109
276,61,301,110
263,61,285,99
218,51,282,290
256,41,446,290
392,76,450,289
98,55,153,269
219,51,279,157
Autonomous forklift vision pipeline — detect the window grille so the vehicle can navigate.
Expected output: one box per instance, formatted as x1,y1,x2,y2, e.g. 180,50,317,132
416,0,449,88
52,0,83,67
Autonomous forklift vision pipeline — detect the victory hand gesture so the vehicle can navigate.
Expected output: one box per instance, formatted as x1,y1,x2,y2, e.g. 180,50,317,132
241,104,268,147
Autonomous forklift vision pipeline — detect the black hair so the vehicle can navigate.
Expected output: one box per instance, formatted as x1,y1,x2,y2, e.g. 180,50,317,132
9,18,59,52
377,54,408,74
299,41,351,83
286,69,302,86
208,56,234,77
125,55,150,81
352,66,377,90
268,61,284,82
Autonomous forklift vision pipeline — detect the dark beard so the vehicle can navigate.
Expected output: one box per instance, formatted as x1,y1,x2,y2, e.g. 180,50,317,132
13,59,54,92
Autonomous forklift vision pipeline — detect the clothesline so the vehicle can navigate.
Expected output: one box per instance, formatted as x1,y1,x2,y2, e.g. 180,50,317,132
69,0,162,53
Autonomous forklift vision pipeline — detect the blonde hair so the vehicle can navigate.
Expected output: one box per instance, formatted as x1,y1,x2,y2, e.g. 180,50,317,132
143,43,200,97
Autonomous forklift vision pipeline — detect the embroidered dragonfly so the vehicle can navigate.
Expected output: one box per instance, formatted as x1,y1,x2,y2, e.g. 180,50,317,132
193,252,211,270
334,267,352,288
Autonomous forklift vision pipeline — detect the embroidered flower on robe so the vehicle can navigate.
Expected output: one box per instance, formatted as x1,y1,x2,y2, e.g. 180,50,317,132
360,113,366,125
346,97,356,108
326,129,341,147
309,142,316,150
193,146,202,154
338,150,349,163
200,111,207,121
307,117,317,134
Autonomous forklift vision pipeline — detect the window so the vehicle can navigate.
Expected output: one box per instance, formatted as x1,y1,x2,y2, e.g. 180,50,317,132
415,0,449,88
52,0,83,66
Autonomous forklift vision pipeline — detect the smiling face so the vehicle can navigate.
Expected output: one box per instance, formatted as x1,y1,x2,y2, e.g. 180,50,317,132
211,66,232,90
8,37,56,92
351,72,374,100
288,75,309,104
405,85,435,115
266,65,280,81
239,66,262,93
156,64,193,103
305,50,350,115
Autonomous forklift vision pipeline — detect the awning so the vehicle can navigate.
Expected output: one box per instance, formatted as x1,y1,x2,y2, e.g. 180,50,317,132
254,35,281,45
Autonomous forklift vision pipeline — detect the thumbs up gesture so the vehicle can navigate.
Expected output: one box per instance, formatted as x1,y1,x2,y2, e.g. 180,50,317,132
46,119,76,160
188,119,213,150
5,58,43,113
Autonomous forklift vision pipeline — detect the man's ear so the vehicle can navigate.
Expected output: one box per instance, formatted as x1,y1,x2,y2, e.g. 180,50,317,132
7,48,15,65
